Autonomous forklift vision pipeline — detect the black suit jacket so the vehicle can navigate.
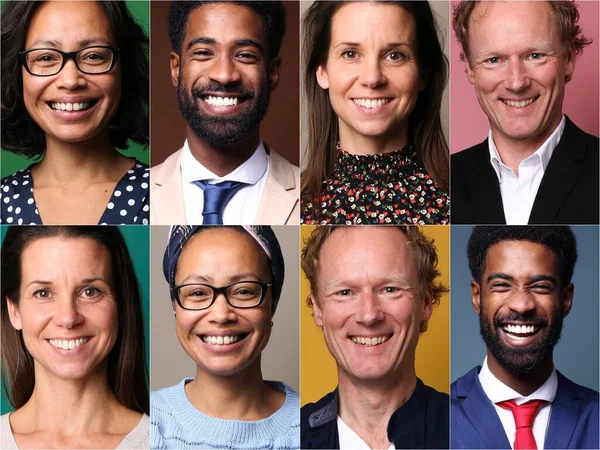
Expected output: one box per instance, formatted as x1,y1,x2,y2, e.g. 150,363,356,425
451,117,599,224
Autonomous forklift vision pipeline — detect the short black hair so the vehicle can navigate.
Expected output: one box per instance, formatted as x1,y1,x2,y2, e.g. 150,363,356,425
467,226,578,286
167,1,286,60
1,1,149,158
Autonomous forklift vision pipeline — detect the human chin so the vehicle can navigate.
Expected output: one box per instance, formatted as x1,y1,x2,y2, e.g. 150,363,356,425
479,310,562,376
177,82,269,148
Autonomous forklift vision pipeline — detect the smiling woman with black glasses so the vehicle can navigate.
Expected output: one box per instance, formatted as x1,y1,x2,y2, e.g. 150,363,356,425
0,1,149,225
152,225,300,449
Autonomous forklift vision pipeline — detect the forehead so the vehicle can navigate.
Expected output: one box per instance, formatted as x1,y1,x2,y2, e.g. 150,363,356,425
483,240,558,279
317,227,416,282
25,1,114,48
183,3,266,48
330,2,417,47
468,1,560,55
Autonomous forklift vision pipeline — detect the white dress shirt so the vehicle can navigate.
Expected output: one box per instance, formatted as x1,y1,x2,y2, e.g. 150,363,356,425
180,139,269,224
337,416,395,450
478,357,557,449
488,115,565,224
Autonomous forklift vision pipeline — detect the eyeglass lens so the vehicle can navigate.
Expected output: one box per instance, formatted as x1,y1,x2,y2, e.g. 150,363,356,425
177,282,264,309
24,47,114,76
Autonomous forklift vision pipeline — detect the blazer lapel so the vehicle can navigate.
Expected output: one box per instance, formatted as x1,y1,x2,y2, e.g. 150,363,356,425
150,150,187,225
529,117,587,224
545,373,579,449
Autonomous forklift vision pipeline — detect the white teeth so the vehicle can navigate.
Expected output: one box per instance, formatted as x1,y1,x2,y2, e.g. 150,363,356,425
203,335,242,345
503,98,535,108
353,98,390,109
503,324,537,335
51,102,90,111
350,335,389,346
49,337,89,350
204,96,239,107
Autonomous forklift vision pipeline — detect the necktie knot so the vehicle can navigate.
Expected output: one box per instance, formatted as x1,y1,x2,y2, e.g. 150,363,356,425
496,399,548,449
194,180,248,225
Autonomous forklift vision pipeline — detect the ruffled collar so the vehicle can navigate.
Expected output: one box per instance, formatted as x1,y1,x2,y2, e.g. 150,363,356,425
333,143,417,179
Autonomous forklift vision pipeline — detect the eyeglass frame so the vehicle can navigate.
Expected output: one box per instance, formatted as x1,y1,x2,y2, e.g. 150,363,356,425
172,280,273,311
19,45,120,77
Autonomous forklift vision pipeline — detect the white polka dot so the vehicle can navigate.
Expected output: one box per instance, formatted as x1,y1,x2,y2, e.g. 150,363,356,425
11,180,18,185
141,182,148,189
128,169,134,174
7,206,13,213
17,218,23,225
27,198,34,204
29,222,36,225
133,216,138,223
120,209,127,216
126,185,133,192
23,174,29,178
6,217,13,223
142,218,148,225
128,199,135,206
23,180,29,185
114,190,121,197
15,207,21,214
143,172,149,178
101,222,107,225
143,205,149,212
129,175,136,180
107,202,114,209
2,186,8,192
12,194,19,199
35,209,39,215
3,197,9,203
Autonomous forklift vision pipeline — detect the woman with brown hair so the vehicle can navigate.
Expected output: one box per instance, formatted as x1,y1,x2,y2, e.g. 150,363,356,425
0,226,149,449
300,1,449,225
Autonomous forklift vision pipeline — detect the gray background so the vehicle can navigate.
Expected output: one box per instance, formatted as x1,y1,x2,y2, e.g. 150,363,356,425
299,0,451,168
150,226,300,392
451,226,600,390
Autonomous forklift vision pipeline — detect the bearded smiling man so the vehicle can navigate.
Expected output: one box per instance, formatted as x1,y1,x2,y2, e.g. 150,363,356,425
451,226,599,449
150,1,299,225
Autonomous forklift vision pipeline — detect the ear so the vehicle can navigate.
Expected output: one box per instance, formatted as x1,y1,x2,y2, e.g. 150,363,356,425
6,298,22,330
269,56,281,91
561,283,574,317
466,61,476,85
421,287,434,323
316,64,330,90
310,294,323,327
564,50,575,83
170,51,181,88
470,280,481,314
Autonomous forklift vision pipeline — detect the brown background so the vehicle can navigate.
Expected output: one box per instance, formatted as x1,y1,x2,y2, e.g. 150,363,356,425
150,1,300,166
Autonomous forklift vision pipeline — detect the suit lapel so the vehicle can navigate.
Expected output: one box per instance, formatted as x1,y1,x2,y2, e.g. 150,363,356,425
529,118,587,223
545,373,579,449
151,150,186,224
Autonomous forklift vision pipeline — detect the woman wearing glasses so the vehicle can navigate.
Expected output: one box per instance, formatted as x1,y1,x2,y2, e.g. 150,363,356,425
0,1,149,225
151,226,300,449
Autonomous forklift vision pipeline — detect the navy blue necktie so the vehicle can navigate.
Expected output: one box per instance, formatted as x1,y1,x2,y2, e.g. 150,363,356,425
193,180,248,224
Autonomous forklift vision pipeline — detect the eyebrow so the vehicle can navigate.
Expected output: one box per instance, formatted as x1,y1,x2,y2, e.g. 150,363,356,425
486,273,557,284
186,37,264,52
28,37,110,48
333,41,410,50
24,277,109,288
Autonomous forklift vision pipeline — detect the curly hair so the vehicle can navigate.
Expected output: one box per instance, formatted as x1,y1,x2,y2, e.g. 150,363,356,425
1,1,149,158
167,1,286,61
453,0,592,64
467,226,578,287
302,226,448,333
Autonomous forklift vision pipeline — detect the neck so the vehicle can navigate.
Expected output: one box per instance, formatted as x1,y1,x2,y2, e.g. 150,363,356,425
186,359,278,420
338,121,408,156
337,367,417,449
187,127,260,177
487,351,554,396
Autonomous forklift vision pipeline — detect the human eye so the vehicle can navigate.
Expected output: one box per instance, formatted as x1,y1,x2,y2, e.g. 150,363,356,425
490,281,511,291
32,288,52,300
486,56,500,64
236,51,259,63
526,52,546,62
229,283,262,300
336,289,353,297
191,48,212,60
30,51,60,66
341,50,358,60
531,283,553,293
79,286,102,300
386,51,406,62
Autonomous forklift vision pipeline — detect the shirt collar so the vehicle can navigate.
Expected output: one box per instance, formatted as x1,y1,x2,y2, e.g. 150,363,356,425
479,356,558,405
180,139,269,186
487,115,566,182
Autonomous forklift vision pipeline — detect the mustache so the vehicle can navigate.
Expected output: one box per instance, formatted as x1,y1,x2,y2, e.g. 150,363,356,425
494,312,548,328
192,83,254,99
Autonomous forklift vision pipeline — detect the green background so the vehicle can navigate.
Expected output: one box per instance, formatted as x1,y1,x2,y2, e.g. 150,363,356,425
0,225,150,414
0,1,150,177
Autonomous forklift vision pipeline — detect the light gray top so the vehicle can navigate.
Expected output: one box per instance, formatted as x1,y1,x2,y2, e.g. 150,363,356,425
0,412,149,449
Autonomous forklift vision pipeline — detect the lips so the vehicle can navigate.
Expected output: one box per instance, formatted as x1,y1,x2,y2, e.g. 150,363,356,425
349,333,393,347
501,96,539,108
200,332,249,346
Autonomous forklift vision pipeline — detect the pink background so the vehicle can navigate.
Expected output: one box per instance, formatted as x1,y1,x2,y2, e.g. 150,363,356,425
450,0,599,153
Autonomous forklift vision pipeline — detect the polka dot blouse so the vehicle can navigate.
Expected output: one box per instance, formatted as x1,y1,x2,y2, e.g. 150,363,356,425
300,145,449,225
0,161,150,225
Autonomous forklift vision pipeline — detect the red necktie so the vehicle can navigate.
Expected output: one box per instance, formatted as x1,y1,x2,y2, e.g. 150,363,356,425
496,399,548,449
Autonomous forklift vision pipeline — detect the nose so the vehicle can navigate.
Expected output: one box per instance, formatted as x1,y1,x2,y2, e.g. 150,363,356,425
358,56,387,89
354,291,385,326
505,58,531,92
54,298,83,329
55,59,86,90
506,289,536,315
208,293,237,324
207,54,242,86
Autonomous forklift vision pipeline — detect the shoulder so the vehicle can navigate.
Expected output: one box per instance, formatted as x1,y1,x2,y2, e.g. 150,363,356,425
150,148,184,184
451,140,489,168
1,168,36,225
301,389,337,428
557,371,599,404
0,413,18,450
267,147,300,180
150,379,187,417
451,366,481,400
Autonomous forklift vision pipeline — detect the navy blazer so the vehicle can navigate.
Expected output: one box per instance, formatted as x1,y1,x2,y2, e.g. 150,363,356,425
451,366,599,449
451,116,599,224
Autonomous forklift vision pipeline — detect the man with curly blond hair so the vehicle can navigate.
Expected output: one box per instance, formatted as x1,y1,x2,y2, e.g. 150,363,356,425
451,1,598,225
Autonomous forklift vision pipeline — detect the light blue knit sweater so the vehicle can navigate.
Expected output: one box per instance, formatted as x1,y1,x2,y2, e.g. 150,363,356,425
150,379,300,449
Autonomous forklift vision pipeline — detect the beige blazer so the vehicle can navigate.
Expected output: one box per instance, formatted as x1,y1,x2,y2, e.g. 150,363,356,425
150,147,299,225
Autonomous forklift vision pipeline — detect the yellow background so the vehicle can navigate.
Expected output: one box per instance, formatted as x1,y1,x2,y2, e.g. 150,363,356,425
300,226,450,405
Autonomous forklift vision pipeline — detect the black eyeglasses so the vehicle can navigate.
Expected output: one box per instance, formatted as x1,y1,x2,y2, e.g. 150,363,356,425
173,281,273,311
19,46,120,76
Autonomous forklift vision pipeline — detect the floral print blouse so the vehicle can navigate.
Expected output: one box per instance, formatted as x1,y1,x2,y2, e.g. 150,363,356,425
300,145,449,225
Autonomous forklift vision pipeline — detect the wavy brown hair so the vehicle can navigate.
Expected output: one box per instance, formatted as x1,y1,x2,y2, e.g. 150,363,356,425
1,226,149,414
301,1,449,211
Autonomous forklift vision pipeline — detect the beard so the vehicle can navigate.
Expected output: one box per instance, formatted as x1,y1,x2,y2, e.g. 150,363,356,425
479,305,563,377
176,77,270,148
